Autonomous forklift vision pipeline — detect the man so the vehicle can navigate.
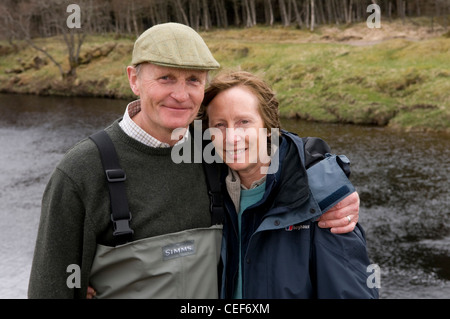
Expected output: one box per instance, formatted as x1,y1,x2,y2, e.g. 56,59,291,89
28,23,360,299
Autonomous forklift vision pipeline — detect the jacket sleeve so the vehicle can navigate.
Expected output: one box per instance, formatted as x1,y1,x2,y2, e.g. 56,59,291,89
28,168,90,299
302,137,331,169
311,223,379,299
302,137,351,178
302,136,354,213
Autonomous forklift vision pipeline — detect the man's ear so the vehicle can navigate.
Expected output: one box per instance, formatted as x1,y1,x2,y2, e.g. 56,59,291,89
127,65,140,96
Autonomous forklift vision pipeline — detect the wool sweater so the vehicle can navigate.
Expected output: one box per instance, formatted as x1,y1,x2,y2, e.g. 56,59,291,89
28,119,211,298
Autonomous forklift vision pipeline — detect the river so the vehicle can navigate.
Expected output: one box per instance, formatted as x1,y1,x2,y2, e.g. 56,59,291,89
0,93,449,299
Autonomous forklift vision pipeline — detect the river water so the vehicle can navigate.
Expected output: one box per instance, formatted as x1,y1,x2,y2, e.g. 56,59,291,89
0,93,449,299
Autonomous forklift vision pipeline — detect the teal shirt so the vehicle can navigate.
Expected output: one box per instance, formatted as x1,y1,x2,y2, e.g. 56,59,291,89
233,181,266,299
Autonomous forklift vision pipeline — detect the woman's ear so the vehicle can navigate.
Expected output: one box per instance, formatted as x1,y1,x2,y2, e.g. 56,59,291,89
127,66,140,96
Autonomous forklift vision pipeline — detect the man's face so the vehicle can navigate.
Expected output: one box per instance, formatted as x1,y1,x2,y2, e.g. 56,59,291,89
128,63,207,144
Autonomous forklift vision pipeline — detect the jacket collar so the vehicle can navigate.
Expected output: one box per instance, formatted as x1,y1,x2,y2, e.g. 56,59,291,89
263,131,309,213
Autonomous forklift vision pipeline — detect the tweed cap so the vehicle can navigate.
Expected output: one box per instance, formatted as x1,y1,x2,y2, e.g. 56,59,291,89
131,23,220,70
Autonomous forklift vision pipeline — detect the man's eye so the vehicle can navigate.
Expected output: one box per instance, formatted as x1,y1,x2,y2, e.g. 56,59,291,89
188,77,201,84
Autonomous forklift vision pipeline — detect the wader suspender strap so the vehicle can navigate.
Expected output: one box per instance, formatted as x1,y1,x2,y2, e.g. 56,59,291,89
89,130,134,245
203,162,224,225
192,124,225,226
90,128,223,244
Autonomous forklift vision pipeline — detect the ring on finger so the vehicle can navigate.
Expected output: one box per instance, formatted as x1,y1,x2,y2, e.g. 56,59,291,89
346,215,351,224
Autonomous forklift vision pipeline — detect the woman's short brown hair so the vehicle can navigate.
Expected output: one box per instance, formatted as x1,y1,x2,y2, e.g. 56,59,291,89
199,70,281,131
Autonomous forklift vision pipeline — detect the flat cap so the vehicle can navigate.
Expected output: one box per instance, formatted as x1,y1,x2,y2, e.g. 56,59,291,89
131,23,220,70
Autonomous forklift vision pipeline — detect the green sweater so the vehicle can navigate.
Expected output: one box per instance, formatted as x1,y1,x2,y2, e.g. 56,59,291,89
28,120,211,298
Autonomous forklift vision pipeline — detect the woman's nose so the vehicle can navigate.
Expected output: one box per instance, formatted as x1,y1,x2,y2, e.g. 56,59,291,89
225,128,244,145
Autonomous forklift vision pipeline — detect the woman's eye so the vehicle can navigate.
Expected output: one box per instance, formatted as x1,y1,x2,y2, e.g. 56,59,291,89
237,120,250,126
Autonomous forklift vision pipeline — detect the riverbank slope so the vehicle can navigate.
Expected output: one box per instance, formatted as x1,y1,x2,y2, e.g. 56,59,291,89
0,19,449,133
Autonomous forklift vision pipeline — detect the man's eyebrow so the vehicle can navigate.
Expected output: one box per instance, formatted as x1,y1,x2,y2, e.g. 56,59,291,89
187,70,206,77
156,71,174,77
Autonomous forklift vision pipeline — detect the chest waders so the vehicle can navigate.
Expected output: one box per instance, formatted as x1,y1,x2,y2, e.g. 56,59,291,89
88,130,224,298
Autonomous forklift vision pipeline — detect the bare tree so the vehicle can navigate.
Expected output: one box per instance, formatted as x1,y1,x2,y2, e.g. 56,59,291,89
173,0,190,26
212,0,228,28
189,0,201,30
279,0,290,26
264,0,274,26
291,0,303,28
242,0,255,27
11,0,93,79
231,0,241,26
1,1,65,78
310,0,315,31
201,0,211,30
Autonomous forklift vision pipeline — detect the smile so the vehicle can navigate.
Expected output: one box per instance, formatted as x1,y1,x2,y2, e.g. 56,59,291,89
165,106,189,111
226,148,247,156
162,104,191,111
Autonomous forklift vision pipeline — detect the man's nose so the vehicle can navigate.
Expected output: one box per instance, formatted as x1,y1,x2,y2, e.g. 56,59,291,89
170,82,189,102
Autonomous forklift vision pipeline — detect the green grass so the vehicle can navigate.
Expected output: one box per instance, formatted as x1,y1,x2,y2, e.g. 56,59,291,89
0,22,449,133
204,32,450,132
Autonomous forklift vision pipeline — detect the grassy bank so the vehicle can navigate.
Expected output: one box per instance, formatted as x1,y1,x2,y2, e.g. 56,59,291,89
0,20,449,133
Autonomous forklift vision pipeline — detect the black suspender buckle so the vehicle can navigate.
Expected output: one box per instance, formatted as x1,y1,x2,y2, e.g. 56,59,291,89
208,190,224,225
105,169,126,182
208,190,223,209
111,212,134,237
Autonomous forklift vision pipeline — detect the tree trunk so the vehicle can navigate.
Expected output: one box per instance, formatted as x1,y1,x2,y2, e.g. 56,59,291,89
249,0,257,26
232,0,241,26
316,0,326,25
279,0,289,27
217,0,228,28
242,0,251,27
291,0,303,28
189,0,200,30
201,0,211,30
131,0,139,36
174,0,190,26
264,0,274,26
346,0,353,24
388,0,392,21
331,0,339,25
310,0,315,31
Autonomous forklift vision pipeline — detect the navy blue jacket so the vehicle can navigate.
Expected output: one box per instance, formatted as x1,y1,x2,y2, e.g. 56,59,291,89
220,131,379,299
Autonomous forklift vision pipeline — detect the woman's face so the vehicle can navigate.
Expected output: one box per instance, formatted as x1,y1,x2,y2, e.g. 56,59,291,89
207,85,270,178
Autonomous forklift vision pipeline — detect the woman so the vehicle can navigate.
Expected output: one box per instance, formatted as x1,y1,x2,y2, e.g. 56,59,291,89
201,70,378,299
